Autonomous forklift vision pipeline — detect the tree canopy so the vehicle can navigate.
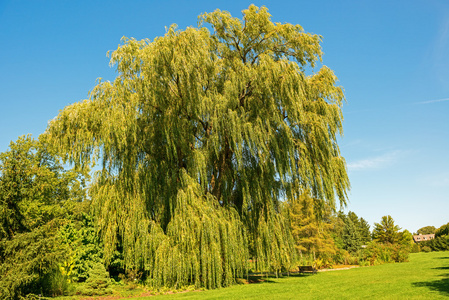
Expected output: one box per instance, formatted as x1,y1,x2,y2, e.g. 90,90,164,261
435,222,449,238
0,135,85,240
372,215,401,244
46,5,349,288
417,226,436,235
0,136,87,298
288,193,338,261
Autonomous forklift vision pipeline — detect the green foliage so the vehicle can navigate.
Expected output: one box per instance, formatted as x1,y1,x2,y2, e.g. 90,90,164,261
435,222,449,238
332,248,351,265
421,246,432,253
398,230,413,247
0,135,85,239
119,269,143,290
421,235,449,252
359,215,411,265
358,217,371,245
411,243,420,253
372,215,401,244
288,193,338,263
334,211,370,254
361,241,409,265
0,136,87,299
45,5,349,288
77,263,112,296
417,225,436,235
0,220,69,299
341,215,361,253
58,209,104,282
329,213,345,250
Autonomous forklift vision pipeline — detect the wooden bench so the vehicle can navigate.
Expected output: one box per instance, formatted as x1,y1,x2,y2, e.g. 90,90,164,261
298,265,317,274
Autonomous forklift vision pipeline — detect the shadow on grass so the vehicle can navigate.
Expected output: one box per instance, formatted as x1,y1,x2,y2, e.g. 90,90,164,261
412,277,449,296
239,272,313,284
412,254,449,295
239,275,277,284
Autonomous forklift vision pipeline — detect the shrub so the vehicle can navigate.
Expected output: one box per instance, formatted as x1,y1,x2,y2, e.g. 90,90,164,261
333,249,351,265
118,269,142,290
410,243,420,253
361,241,410,265
421,246,432,253
0,221,68,299
391,244,410,262
76,263,112,296
421,235,449,252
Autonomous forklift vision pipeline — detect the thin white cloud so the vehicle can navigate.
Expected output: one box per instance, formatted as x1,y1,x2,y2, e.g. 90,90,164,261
416,98,449,104
422,172,449,188
433,16,449,86
433,177,449,187
347,151,401,171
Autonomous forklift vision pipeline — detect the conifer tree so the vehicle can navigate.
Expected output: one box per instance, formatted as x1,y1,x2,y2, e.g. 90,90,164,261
359,217,371,244
372,215,401,244
288,193,337,260
342,217,361,253
435,223,449,238
46,5,349,288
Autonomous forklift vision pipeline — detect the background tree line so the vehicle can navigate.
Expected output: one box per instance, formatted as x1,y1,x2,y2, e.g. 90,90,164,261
416,222,449,252
286,193,413,268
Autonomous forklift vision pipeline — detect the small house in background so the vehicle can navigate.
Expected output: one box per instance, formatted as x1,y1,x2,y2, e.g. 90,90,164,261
412,234,435,243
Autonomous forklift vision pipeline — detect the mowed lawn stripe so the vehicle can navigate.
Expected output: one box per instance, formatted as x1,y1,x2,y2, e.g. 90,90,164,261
144,251,449,299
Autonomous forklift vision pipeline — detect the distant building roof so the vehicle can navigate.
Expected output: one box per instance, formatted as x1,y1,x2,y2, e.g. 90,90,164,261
412,233,435,243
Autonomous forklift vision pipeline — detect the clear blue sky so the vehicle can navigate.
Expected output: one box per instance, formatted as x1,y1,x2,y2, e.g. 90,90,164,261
1,0,448,233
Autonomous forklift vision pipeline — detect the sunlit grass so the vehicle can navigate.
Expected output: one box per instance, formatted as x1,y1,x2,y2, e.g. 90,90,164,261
146,251,449,299
55,251,449,299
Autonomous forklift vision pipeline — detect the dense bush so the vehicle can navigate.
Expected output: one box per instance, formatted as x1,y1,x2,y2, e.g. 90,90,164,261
360,241,410,265
421,246,432,253
421,235,449,252
0,136,87,299
410,243,420,253
76,263,112,296
0,221,69,299
58,211,104,282
435,223,449,238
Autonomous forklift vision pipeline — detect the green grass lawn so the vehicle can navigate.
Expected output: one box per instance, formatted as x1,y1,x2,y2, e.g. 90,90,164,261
140,251,449,300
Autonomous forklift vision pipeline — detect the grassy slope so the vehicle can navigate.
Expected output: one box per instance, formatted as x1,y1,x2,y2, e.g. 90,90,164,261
143,251,449,300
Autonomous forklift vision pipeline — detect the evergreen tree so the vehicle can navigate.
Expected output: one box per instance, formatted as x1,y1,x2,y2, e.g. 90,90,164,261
359,217,371,245
46,5,349,288
347,211,359,227
342,216,361,253
288,193,337,260
372,215,401,244
329,211,346,249
335,211,370,251
435,222,449,238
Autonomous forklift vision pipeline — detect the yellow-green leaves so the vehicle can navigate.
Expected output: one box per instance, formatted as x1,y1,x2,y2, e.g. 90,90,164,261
46,5,349,289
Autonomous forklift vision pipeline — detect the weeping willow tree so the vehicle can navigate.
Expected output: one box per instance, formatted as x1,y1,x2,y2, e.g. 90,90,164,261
45,5,349,288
